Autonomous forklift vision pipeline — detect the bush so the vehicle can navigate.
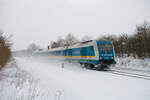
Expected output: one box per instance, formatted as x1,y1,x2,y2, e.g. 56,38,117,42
0,34,11,69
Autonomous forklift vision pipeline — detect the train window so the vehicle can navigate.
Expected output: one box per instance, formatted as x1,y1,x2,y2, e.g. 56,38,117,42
73,50,80,55
98,44,112,50
90,46,94,51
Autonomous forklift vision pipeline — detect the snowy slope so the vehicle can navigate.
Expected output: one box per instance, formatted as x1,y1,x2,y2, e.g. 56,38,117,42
1,57,150,100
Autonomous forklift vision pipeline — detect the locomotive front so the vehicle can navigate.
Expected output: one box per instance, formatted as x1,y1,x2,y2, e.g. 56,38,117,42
96,40,116,69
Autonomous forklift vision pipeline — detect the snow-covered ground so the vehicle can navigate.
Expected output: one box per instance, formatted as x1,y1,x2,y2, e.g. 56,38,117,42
0,57,150,100
115,57,150,70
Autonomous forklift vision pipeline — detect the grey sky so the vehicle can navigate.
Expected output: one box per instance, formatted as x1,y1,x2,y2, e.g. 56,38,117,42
0,0,150,50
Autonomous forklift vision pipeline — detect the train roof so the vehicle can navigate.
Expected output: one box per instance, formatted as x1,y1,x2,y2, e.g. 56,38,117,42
34,39,112,53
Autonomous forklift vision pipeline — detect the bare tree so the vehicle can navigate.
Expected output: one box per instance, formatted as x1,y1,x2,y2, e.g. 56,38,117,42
64,33,78,46
56,37,66,47
51,41,59,48
134,21,150,58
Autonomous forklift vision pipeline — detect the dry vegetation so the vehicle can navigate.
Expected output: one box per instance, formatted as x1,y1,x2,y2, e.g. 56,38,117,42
0,33,11,69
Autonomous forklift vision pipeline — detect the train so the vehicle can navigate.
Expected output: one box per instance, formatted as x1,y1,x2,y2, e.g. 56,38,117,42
33,40,116,70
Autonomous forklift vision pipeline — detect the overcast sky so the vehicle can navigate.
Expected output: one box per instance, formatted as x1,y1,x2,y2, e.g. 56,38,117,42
0,0,150,50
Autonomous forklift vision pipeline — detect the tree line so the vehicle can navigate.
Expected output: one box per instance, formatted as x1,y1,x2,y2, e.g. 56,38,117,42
28,21,150,58
49,21,150,58
99,21,150,58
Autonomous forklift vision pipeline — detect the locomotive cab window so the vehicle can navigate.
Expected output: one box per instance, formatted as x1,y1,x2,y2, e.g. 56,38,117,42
98,44,113,51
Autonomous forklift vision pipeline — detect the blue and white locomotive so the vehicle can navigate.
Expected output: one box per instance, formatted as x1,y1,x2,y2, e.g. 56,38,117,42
33,40,116,70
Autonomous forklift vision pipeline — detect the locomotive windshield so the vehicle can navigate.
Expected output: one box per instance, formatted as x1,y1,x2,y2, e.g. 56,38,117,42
98,44,113,51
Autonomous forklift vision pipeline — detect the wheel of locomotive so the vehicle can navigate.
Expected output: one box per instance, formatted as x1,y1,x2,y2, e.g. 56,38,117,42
96,64,108,71
89,64,94,69
87,64,91,69
84,64,94,69
102,65,108,71
84,63,88,68
82,63,89,69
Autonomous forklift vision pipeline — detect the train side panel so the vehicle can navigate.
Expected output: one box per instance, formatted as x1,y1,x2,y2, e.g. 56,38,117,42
63,46,99,65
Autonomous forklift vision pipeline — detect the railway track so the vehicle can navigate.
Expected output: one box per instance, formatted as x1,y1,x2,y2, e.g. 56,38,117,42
110,66,150,74
85,65,150,80
107,70,150,80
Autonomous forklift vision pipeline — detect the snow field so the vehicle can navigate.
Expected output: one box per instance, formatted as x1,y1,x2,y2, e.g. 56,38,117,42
16,57,150,100
0,57,150,100
0,59,54,100
115,57,150,70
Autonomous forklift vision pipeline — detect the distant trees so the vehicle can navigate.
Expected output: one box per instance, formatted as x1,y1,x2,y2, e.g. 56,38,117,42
0,32,11,69
50,33,79,48
49,21,150,58
65,33,78,46
50,33,94,49
27,43,40,53
99,21,150,58
50,41,60,48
